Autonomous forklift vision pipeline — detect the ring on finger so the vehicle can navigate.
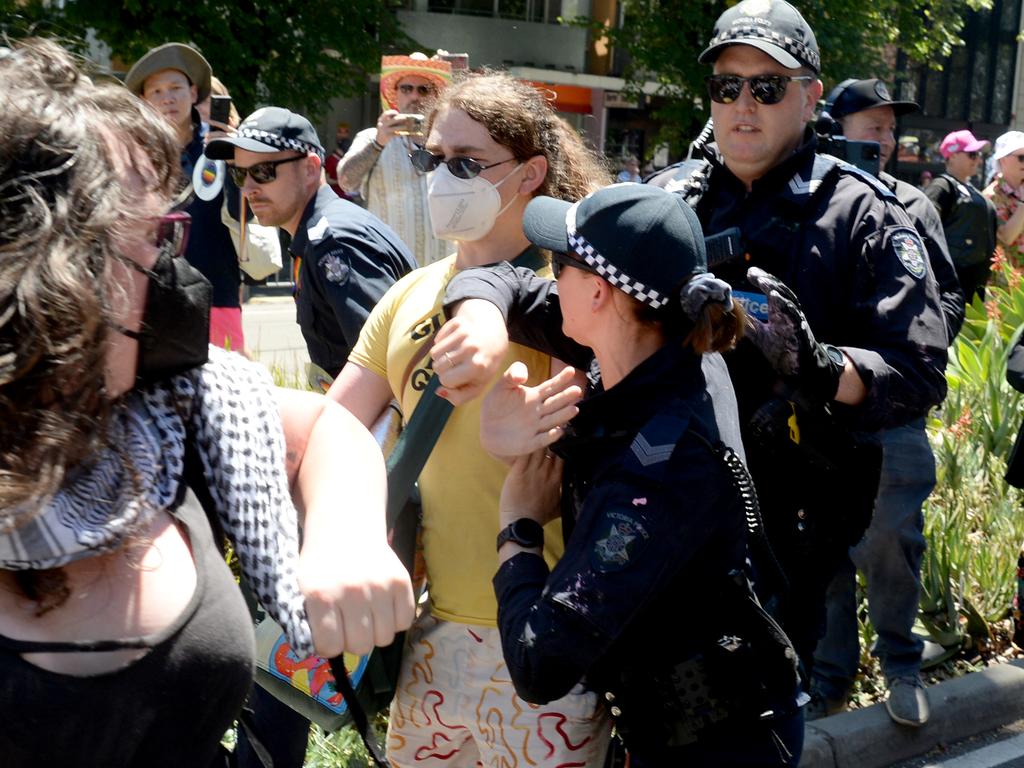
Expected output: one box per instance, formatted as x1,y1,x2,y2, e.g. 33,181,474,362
444,352,454,368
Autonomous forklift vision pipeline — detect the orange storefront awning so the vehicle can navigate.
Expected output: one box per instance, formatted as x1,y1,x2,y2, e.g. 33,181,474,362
526,81,593,115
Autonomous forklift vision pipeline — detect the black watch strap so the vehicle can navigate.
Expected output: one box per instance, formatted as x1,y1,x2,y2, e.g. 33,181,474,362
496,518,545,552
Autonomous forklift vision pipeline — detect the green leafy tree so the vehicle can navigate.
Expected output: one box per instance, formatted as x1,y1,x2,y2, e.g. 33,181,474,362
590,0,993,156
1,0,418,121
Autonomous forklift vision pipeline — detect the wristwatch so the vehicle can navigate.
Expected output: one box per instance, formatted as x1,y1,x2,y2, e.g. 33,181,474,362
824,344,846,369
496,518,545,552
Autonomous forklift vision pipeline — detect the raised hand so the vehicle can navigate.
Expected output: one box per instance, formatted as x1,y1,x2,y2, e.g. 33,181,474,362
480,362,582,460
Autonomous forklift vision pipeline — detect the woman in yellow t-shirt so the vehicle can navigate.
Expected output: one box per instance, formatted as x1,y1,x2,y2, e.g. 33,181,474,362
328,72,611,767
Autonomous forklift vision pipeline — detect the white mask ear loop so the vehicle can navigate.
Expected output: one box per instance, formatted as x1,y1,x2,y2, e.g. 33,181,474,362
491,162,524,220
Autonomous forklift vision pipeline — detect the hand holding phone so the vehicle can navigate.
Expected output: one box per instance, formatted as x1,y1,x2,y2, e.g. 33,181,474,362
209,95,232,127
393,113,425,137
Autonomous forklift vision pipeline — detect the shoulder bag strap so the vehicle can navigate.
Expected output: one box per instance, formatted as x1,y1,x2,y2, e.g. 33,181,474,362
335,373,453,766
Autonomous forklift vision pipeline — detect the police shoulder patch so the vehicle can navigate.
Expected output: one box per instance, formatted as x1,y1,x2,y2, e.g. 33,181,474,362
318,250,350,285
890,227,927,279
592,509,651,571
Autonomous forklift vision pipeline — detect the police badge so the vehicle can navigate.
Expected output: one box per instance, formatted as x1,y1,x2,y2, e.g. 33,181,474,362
891,228,927,279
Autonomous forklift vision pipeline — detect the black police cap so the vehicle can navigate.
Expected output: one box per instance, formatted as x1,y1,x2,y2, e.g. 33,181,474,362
826,78,918,120
523,184,707,311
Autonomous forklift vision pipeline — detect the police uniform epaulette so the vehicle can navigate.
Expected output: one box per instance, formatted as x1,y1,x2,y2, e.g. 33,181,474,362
644,159,712,207
623,396,695,473
643,159,706,189
304,213,334,246
819,153,898,202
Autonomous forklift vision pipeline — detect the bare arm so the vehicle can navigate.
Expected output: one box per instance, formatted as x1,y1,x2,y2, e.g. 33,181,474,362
338,114,410,194
337,133,381,194
998,201,1024,248
277,387,414,657
326,361,395,428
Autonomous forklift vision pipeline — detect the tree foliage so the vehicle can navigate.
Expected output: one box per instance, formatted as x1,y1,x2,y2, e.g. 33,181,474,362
594,0,994,156
0,0,417,121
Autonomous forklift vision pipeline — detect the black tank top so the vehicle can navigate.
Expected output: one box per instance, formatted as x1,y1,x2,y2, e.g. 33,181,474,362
0,489,255,767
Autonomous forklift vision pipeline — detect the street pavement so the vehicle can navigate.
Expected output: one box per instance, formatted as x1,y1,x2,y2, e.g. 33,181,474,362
802,661,1024,768
242,294,309,385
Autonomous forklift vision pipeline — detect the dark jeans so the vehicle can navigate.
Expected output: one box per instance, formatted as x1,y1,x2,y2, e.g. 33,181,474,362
235,684,310,768
814,420,934,699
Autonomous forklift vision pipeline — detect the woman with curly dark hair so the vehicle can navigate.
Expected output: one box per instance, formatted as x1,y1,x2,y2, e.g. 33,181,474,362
0,39,413,767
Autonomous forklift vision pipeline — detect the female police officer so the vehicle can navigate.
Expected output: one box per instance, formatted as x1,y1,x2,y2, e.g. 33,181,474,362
433,183,804,766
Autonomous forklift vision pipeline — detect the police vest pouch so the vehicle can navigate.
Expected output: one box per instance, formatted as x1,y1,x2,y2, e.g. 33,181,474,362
608,572,799,751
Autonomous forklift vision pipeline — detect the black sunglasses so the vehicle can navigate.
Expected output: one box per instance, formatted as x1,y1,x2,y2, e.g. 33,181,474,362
152,211,191,258
409,148,516,180
551,252,599,279
228,155,305,186
964,151,981,159
705,74,814,105
398,83,435,96
1012,154,1024,163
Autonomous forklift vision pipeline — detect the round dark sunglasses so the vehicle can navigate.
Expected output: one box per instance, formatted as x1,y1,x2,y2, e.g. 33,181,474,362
228,155,305,186
409,148,516,180
705,74,814,105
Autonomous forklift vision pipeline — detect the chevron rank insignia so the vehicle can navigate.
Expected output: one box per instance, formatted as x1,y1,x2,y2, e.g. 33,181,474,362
891,227,926,279
630,433,674,466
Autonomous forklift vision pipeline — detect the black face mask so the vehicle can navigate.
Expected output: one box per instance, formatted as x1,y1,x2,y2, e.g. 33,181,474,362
119,247,212,384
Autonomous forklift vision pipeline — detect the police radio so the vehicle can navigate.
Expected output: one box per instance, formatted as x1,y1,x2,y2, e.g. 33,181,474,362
815,79,881,177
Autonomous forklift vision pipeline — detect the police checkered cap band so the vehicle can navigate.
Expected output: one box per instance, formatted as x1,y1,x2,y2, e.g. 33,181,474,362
708,25,820,72
564,200,668,310
237,126,325,161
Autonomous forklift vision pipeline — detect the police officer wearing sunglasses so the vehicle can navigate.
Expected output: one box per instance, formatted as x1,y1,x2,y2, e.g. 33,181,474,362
438,0,948,717
208,108,416,383
645,0,951,706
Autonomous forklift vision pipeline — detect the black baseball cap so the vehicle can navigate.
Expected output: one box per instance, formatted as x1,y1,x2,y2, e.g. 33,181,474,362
206,106,325,161
523,184,706,310
699,0,820,74
826,78,918,120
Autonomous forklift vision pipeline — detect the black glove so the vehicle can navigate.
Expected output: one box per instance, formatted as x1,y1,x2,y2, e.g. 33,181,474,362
744,267,845,405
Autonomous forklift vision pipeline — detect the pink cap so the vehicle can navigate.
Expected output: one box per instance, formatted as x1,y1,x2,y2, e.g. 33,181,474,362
940,129,989,159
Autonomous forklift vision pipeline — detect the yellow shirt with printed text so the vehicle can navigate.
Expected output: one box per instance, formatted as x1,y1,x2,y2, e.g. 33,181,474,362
349,255,564,626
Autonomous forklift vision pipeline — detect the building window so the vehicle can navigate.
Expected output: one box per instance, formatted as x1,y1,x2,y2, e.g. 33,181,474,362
425,0,564,22
895,0,1020,126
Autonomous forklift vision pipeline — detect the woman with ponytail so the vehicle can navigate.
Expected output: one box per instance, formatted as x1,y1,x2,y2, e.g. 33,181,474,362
433,183,805,766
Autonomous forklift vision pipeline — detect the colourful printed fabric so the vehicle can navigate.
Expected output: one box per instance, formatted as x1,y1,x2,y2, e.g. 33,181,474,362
386,613,610,767
983,176,1024,267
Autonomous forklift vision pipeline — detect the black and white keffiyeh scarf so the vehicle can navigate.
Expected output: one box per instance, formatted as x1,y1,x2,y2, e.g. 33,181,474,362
0,347,313,656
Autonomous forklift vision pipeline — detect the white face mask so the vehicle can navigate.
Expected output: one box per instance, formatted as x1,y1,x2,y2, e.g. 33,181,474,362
427,162,523,242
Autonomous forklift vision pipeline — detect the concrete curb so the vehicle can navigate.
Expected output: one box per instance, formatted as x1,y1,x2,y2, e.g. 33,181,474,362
799,660,1024,767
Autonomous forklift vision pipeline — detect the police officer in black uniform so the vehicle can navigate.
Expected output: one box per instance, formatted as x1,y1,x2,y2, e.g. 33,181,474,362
438,0,948,697
640,0,948,688
811,79,964,726
207,107,416,382
454,183,804,766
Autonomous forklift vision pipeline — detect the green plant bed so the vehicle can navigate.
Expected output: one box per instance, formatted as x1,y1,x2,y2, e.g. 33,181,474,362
845,254,1024,710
